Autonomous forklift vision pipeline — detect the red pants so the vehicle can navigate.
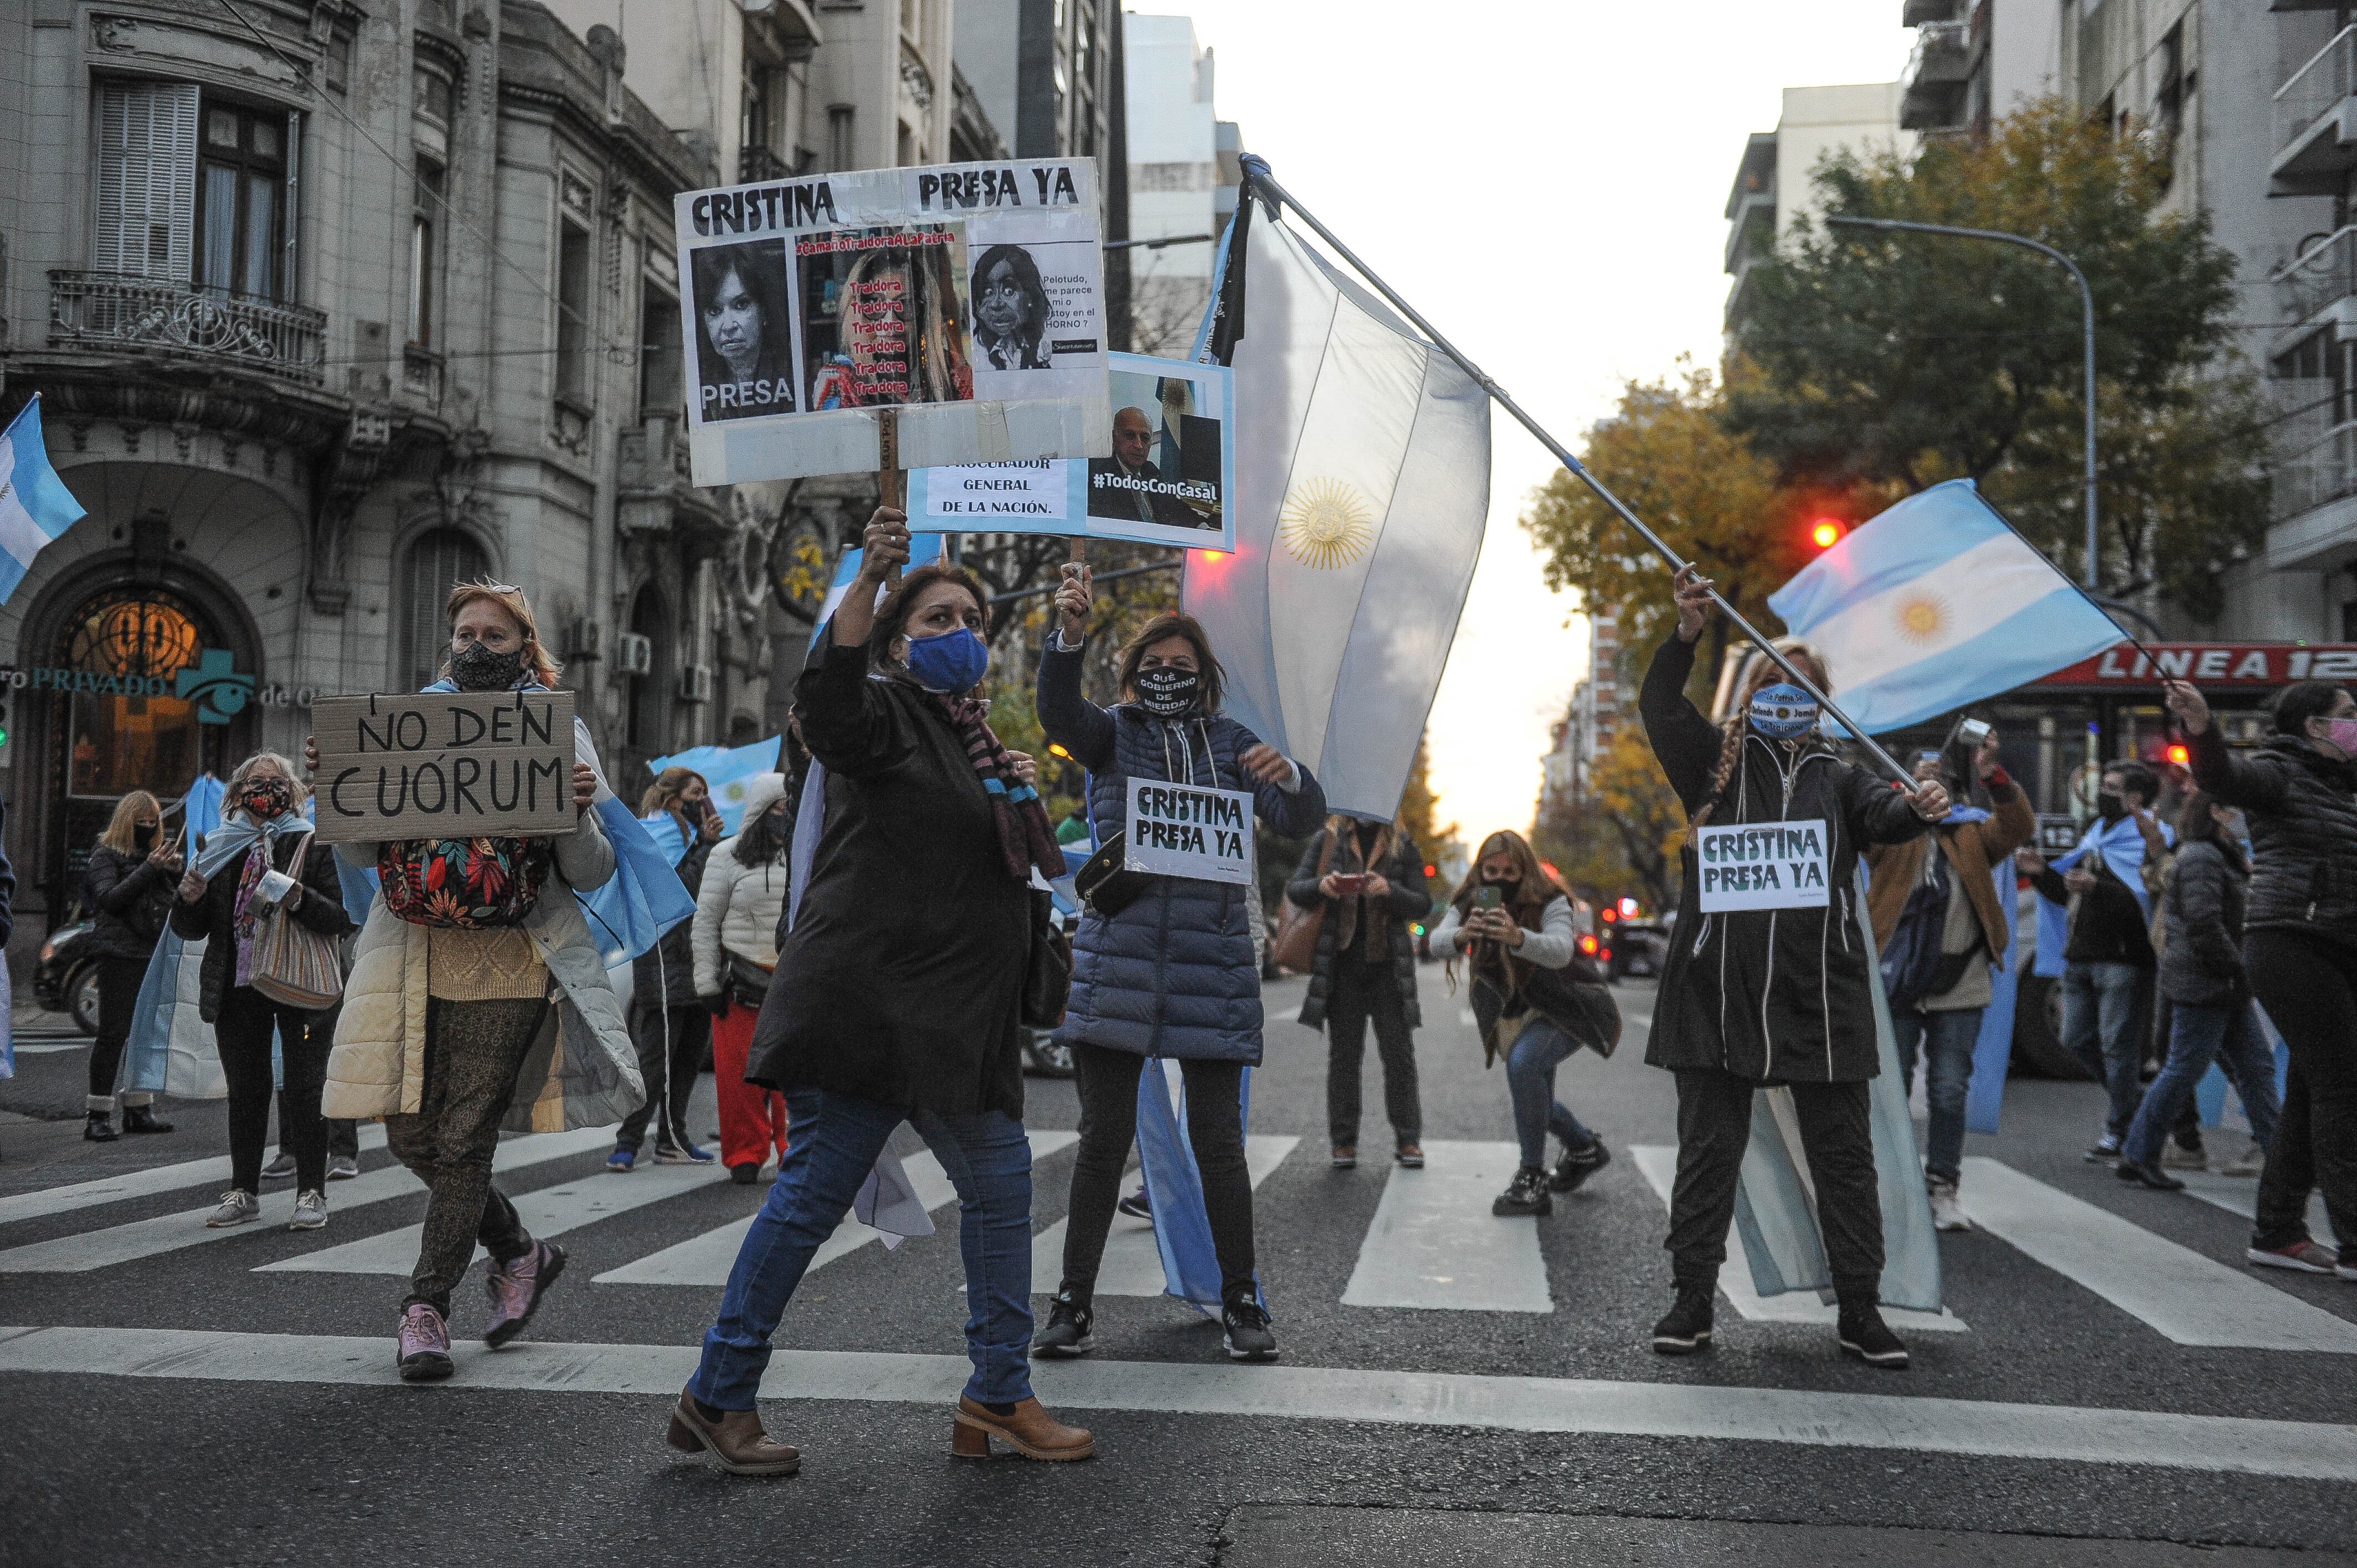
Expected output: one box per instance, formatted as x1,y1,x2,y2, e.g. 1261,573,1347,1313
711,1003,788,1170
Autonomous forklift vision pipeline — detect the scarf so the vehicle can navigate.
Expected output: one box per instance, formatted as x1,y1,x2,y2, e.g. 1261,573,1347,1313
927,691,1064,883
198,808,310,987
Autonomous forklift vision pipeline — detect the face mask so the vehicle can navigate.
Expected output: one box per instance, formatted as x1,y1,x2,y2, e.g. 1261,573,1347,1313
1747,682,1819,740
2326,717,2357,757
903,626,989,694
133,824,157,852
243,777,293,819
2096,791,2126,823
1135,666,1201,718
451,639,526,692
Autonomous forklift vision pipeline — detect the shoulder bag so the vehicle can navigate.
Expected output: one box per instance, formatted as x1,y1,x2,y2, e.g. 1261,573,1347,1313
1270,831,1337,974
249,835,346,1012
1021,888,1073,1028
1073,831,1154,917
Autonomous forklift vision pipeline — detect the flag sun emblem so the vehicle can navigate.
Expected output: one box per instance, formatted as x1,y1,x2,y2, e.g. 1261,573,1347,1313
1893,592,1948,643
1277,477,1375,570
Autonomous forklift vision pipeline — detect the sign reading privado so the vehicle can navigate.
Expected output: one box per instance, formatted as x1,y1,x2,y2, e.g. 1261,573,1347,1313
310,692,577,843
1123,777,1253,886
1693,818,1830,913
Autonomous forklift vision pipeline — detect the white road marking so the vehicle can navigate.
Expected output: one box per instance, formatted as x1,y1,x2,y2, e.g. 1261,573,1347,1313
1029,1135,1298,1297
2175,1168,2330,1240
8,1040,95,1055
1340,1141,1551,1313
0,1126,391,1226
1630,1146,1967,1334
5,1323,2354,1480
0,1127,611,1273
1960,1157,2357,1353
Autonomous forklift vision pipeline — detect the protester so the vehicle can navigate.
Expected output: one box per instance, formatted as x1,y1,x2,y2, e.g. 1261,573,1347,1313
2165,677,2356,1278
169,756,354,1231
1431,830,1609,1216
1640,565,1947,1368
81,790,180,1142
611,768,720,1172
2114,788,2281,1192
318,579,643,1382
692,771,793,1184
1032,572,1326,1365
1289,813,1433,1170
1863,727,2032,1231
670,512,1088,1473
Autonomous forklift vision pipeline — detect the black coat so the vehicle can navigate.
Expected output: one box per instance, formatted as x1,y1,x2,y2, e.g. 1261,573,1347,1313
1640,635,1932,1084
85,843,177,960
747,639,1030,1118
168,830,355,1023
634,834,714,1013
2188,724,2357,943
1288,824,1432,1030
2160,840,2249,1008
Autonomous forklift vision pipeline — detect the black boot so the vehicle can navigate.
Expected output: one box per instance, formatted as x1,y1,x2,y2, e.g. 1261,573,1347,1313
121,1103,175,1134
1548,1137,1612,1193
83,1112,119,1143
1651,1283,1715,1354
1490,1166,1552,1217
1837,1301,1909,1369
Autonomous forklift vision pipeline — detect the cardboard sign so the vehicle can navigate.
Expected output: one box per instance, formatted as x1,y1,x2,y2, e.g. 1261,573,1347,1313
311,692,577,843
906,353,1236,550
674,159,1111,486
1123,777,1253,886
1694,818,1830,913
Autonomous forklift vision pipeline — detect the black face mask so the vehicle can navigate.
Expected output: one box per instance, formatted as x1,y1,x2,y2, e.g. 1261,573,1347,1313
132,824,157,852
1135,666,1200,718
451,640,527,692
2096,792,2126,823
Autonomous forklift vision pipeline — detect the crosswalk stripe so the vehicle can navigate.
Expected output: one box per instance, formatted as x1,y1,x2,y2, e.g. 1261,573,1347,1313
1959,1157,2357,1353
1340,1140,1551,1313
594,1129,1080,1288
1629,1146,1967,1333
2175,1169,2330,1240
1028,1135,1298,1297
0,1126,392,1226
7,1323,2353,1479
0,1127,612,1274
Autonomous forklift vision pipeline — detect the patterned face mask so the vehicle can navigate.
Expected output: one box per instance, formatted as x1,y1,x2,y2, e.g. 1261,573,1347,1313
242,776,294,819
1747,682,1820,740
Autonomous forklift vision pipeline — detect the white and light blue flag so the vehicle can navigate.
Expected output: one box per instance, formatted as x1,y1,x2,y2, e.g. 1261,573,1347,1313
1766,479,2122,734
0,396,87,604
651,736,784,836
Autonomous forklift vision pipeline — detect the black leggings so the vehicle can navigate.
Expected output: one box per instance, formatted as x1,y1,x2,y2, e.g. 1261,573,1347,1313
2243,929,2357,1251
88,953,152,1103
1665,1069,1884,1302
215,986,332,1193
1061,1043,1255,1305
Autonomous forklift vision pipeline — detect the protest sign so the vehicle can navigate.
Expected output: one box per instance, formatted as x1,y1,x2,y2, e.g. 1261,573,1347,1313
310,692,577,843
1123,777,1253,886
1693,819,1830,913
906,353,1235,550
675,159,1111,486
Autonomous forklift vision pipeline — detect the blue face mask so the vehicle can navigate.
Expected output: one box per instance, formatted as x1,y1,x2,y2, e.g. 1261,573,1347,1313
1748,682,1820,740
903,626,989,694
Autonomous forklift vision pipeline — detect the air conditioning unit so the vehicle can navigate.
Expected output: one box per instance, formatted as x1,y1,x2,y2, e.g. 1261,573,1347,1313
678,663,714,703
614,633,653,677
560,617,604,661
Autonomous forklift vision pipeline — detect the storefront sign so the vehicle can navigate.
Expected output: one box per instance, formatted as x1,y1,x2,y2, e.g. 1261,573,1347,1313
310,691,578,842
2033,643,2357,688
0,649,307,723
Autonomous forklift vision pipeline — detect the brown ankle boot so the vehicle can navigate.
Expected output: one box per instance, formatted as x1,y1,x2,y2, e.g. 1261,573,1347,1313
665,1388,801,1476
951,1395,1095,1461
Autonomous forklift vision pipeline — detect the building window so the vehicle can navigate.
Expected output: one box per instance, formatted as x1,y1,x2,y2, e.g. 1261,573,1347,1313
195,101,287,300
409,159,442,347
626,584,669,756
555,218,591,404
827,105,856,171
639,279,682,419
400,529,491,692
414,66,454,126
95,80,198,279
897,121,918,167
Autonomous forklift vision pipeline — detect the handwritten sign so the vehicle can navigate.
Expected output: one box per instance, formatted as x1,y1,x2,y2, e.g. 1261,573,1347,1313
1694,818,1830,913
310,692,577,843
1123,778,1253,886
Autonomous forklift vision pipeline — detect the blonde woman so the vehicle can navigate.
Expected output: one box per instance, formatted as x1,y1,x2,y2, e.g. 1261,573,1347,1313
81,790,181,1141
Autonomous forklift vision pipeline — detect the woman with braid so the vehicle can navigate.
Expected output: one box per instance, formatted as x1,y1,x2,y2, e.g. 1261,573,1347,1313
1639,565,1948,1370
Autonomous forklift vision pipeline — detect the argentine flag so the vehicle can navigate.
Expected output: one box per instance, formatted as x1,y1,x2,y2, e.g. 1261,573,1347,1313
0,397,87,603
1766,479,2122,734
650,735,784,836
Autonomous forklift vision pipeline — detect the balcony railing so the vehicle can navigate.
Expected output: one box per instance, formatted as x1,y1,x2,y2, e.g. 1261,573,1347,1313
2276,24,2357,157
48,271,326,385
2274,412,2357,523
738,144,789,184
2273,224,2357,325
1906,20,1971,86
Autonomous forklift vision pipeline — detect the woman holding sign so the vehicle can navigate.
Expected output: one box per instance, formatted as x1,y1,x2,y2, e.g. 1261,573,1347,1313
1032,576,1327,1365
1640,565,1947,1370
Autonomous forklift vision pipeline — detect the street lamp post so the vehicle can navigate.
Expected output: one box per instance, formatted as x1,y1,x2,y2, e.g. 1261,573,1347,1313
1821,214,2099,590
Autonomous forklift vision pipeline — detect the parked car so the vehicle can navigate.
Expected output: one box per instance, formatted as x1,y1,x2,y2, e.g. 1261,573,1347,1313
35,918,104,1036
1606,918,1669,981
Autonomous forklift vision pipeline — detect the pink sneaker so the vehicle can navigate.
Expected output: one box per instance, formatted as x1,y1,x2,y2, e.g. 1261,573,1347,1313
2247,1239,2339,1275
397,1303,453,1382
483,1240,566,1348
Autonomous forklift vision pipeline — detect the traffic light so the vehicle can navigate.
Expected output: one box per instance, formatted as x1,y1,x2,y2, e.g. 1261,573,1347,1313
2166,742,2189,767
1423,863,1437,879
1808,518,1845,550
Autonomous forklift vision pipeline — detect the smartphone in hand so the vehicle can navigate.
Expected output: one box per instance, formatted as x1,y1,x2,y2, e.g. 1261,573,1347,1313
1331,873,1368,897
1474,885,1503,911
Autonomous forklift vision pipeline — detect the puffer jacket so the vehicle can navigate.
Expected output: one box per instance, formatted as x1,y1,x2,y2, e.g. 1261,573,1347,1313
1039,637,1327,1062
2188,724,2357,941
2159,840,2250,1008
1288,822,1431,1030
85,842,177,960
693,839,790,997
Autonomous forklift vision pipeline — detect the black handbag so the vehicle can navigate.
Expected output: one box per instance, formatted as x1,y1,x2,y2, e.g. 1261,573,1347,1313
728,952,774,1008
1021,888,1073,1028
1073,831,1155,917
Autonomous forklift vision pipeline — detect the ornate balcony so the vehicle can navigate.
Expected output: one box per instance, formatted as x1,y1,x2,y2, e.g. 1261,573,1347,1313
738,144,790,184
47,271,326,386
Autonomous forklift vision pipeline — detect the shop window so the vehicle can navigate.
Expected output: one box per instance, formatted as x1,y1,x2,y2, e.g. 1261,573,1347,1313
400,528,490,692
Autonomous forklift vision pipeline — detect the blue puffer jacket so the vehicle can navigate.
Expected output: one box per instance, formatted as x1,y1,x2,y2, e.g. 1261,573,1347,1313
1038,639,1327,1062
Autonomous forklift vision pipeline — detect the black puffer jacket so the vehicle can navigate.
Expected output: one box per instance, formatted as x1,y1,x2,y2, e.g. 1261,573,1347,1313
2159,840,2249,1008
1289,822,1432,1030
2187,725,2357,942
168,830,355,1023
85,843,177,960
1640,634,1932,1084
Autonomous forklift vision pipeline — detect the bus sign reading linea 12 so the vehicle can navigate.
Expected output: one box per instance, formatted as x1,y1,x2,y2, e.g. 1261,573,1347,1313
2034,643,2357,688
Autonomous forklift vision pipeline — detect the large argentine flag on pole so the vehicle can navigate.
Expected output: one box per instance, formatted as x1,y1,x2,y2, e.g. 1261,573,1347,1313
1182,205,1490,819
0,397,87,604
1766,479,2121,733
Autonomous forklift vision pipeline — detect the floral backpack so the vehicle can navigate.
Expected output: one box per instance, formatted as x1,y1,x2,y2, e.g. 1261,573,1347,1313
378,837,549,927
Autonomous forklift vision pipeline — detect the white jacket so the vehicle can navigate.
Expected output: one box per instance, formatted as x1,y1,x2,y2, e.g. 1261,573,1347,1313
692,840,791,996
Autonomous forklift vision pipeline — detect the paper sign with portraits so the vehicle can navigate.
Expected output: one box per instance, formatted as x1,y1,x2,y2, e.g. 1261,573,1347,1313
673,161,1111,486
904,354,1234,550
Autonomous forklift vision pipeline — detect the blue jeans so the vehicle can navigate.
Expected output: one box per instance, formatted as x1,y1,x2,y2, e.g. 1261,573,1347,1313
1505,1021,1597,1170
2058,960,2150,1140
2123,999,2282,1169
689,1088,1035,1411
1892,1005,1982,1184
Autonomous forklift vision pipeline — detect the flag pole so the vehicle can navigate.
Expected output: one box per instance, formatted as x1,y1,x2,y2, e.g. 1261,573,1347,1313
1232,156,1913,784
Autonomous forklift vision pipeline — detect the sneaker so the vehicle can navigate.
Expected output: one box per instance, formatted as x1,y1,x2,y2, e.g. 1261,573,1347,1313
483,1240,567,1349
1490,1166,1552,1218
1116,1187,1153,1221
2116,1158,2185,1192
606,1147,639,1173
1838,1304,1910,1369
289,1189,328,1231
2218,1146,2267,1178
1221,1297,1279,1363
1030,1292,1094,1358
1394,1144,1425,1169
2248,1239,2339,1275
1548,1137,1611,1194
1651,1285,1715,1355
654,1141,714,1164
326,1154,361,1182
2083,1134,2122,1163
2160,1141,2208,1172
729,1162,760,1186
260,1151,296,1182
397,1304,454,1383
204,1189,260,1228
1330,1146,1357,1170
1927,1179,1973,1232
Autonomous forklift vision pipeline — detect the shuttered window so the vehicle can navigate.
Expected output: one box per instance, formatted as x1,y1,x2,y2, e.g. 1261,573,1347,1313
400,529,491,691
94,80,199,280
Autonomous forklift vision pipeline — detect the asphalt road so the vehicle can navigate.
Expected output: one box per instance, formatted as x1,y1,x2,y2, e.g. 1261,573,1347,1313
1,965,2351,1567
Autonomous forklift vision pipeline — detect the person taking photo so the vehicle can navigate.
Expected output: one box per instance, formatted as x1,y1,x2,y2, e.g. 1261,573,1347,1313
81,790,181,1142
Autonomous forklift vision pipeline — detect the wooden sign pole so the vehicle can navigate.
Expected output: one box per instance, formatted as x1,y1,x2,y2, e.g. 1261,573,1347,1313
876,407,904,588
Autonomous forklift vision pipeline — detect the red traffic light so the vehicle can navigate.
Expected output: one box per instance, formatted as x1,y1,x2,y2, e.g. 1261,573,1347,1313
1423,864,1438,878
1809,518,1844,550
2166,743,2189,766
1601,907,1617,924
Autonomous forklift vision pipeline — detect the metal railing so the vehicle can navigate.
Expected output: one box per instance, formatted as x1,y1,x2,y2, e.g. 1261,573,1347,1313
2274,414,2357,523
1905,20,1970,87
2275,24,2357,157
738,144,789,184
2273,224,2357,325
47,271,326,385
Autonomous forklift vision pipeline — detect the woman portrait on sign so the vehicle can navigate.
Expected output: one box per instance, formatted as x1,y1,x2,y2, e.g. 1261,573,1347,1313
970,244,1053,371
693,240,796,421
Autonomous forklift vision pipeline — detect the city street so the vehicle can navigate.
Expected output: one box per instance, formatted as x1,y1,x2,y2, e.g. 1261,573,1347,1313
2,966,2350,1567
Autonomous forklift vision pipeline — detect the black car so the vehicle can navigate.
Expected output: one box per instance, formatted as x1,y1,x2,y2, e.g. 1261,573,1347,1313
1606,919,1670,981
34,917,104,1036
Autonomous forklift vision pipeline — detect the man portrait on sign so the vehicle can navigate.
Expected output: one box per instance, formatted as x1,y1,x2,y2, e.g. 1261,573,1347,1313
1086,406,1208,532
